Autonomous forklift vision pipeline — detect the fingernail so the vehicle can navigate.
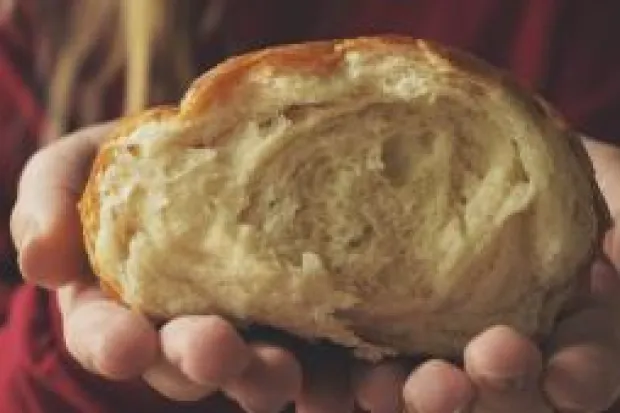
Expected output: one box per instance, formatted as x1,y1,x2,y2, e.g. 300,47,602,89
16,216,39,251
17,230,39,278
16,216,41,276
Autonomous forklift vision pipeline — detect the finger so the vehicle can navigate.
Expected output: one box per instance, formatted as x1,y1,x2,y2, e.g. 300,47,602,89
224,343,302,413
354,361,407,413
544,308,620,412
11,123,115,287
143,360,216,402
296,346,356,413
144,315,251,402
159,315,252,386
403,359,474,413
58,283,159,380
464,325,550,413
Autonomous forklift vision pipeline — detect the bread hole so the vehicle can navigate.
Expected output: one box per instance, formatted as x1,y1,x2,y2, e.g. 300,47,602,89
187,126,234,148
282,102,330,122
381,134,415,187
187,141,208,149
125,144,140,156
122,219,138,247
346,224,373,250
510,140,529,184
257,116,277,133
452,123,486,179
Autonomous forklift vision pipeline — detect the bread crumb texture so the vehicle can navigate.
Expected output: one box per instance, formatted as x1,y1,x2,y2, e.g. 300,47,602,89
80,37,604,359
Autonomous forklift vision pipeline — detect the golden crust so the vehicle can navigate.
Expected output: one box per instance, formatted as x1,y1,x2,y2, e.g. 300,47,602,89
179,40,341,118
179,36,446,118
79,107,178,299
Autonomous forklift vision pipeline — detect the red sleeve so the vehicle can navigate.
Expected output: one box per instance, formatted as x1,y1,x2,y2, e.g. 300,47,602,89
0,0,43,285
541,0,620,143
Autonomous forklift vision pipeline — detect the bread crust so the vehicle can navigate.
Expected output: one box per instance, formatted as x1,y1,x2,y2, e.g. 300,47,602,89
79,107,178,299
78,36,610,358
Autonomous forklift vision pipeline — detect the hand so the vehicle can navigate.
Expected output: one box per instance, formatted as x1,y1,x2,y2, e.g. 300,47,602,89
347,258,620,413
402,260,620,412
13,125,620,413
8,122,419,413
10,124,306,412
357,137,620,413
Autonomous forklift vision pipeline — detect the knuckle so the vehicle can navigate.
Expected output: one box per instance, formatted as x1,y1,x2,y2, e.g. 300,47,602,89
163,316,249,385
91,313,156,379
16,234,43,282
91,333,133,379
143,367,214,402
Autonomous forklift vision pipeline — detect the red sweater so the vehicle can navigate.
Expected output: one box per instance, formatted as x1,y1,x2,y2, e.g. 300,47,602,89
1,1,620,412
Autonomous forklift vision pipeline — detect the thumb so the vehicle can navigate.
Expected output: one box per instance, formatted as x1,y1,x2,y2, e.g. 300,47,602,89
10,122,115,288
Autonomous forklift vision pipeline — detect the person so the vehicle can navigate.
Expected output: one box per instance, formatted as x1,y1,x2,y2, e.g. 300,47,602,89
3,1,620,412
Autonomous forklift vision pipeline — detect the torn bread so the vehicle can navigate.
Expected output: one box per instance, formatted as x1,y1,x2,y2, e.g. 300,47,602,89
79,36,609,360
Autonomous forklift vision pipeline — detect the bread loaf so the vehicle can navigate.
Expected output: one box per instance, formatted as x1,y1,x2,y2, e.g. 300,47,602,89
79,36,609,360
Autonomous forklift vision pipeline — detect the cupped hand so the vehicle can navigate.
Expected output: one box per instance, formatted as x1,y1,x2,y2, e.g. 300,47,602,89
350,259,620,413
400,259,620,413
357,137,620,413
11,125,620,413
8,123,418,413
10,124,307,412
